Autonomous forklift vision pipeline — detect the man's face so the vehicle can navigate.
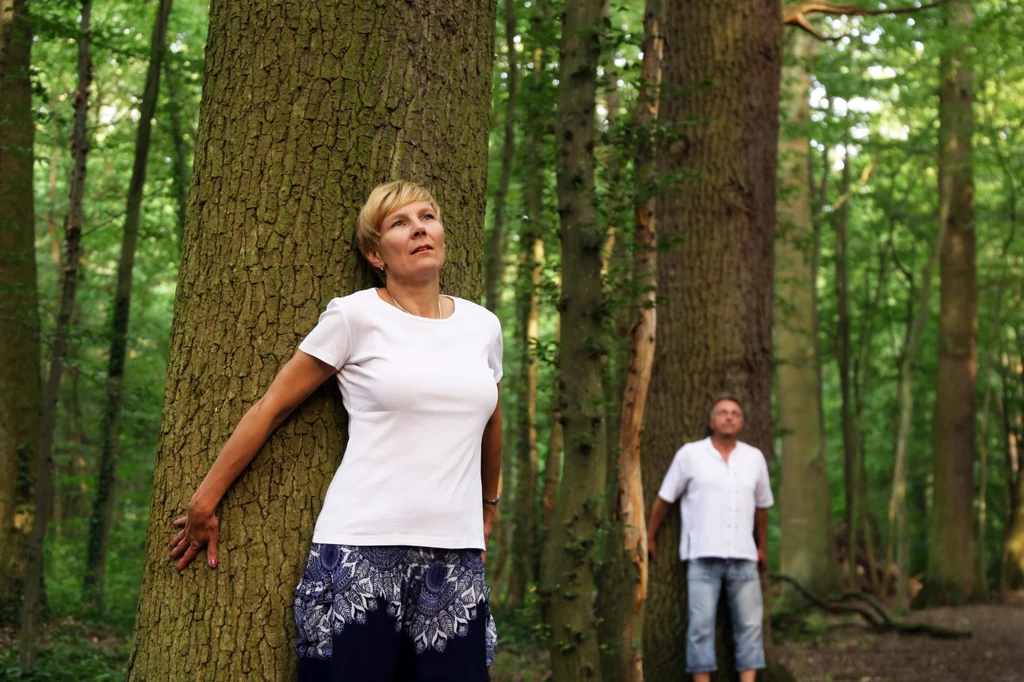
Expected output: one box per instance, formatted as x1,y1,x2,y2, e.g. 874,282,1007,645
709,399,743,437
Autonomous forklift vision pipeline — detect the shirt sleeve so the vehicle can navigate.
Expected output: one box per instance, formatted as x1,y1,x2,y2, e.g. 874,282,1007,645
657,447,688,503
488,315,504,383
754,449,774,509
298,298,353,370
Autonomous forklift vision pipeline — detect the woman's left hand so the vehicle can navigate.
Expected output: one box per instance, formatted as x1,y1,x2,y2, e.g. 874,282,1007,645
481,503,498,564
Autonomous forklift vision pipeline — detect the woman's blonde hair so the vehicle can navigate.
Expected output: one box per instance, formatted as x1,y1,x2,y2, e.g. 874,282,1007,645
356,181,442,261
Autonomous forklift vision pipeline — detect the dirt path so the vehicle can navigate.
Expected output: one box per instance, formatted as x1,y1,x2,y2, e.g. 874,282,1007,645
776,604,1024,682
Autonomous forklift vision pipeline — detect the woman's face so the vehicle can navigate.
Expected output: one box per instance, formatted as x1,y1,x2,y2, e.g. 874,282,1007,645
369,200,446,282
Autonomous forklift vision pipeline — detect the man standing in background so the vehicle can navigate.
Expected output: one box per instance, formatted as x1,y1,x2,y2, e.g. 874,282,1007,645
647,395,773,682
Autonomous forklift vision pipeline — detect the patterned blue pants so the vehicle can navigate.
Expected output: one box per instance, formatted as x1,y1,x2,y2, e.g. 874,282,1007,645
294,543,496,681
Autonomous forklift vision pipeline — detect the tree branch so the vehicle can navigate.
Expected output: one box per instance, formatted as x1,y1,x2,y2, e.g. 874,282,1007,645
784,1,946,40
769,573,973,639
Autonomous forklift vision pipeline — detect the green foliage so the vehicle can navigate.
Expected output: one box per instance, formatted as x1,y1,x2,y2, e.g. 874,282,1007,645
0,620,128,681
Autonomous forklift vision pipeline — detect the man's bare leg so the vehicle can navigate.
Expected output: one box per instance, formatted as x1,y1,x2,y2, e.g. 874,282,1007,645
693,674,711,682
739,670,757,682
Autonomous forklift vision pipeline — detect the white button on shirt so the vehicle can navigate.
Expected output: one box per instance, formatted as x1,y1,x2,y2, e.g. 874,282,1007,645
657,437,774,562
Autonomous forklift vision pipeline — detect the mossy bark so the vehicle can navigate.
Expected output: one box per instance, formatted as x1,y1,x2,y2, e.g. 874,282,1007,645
126,2,496,680
0,0,39,622
546,1,607,680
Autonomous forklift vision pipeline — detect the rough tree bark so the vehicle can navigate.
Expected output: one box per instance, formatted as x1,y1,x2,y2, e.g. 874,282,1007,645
924,0,978,606
125,2,496,680
83,0,175,611
595,2,662,681
0,0,40,622
21,0,93,666
775,31,838,603
546,0,606,680
484,0,519,313
640,1,793,680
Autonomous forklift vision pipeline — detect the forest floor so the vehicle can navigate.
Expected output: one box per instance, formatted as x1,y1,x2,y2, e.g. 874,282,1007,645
1,605,1020,681
775,603,1024,682
489,603,1024,682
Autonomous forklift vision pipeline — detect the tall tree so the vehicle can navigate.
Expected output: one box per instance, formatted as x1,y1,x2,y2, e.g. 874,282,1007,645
884,159,948,612
775,31,839,601
833,144,863,589
484,0,519,313
503,0,540,611
640,0,791,680
83,0,175,611
546,0,606,679
22,0,94,666
595,1,662,680
0,0,40,621
125,1,497,679
924,0,978,606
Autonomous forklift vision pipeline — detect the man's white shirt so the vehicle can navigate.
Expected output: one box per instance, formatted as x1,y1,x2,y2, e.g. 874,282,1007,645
657,437,774,562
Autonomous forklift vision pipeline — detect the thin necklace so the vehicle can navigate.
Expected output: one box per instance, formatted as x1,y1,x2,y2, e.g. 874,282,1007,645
386,286,442,319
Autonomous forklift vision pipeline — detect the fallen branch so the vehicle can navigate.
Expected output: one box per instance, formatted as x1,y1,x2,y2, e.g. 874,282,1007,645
769,573,972,639
783,1,945,41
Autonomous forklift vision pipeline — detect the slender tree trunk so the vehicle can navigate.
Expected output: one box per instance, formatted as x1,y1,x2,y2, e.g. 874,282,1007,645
522,9,553,588
833,145,863,590
484,0,519,313
885,199,947,613
546,1,606,679
503,0,540,611
126,2,496,679
0,0,40,623
163,62,191,250
46,101,64,273
506,213,542,612
83,0,175,611
595,3,661,681
924,0,978,606
775,31,838,603
21,0,93,666
641,1,791,680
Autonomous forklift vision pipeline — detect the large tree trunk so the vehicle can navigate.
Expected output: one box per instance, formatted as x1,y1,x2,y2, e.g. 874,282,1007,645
21,0,93,666
83,0,175,612
641,1,791,680
923,0,978,606
125,2,496,680
775,31,838,603
0,0,40,623
546,1,606,680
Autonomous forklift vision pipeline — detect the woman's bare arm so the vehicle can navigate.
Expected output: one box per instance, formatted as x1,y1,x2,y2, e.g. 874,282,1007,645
480,383,502,556
169,350,336,570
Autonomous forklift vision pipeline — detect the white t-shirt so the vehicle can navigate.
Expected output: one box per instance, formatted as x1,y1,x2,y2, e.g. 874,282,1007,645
297,288,503,550
657,438,774,562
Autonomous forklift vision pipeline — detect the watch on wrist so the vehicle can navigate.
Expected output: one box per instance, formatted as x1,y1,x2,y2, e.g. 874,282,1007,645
483,495,500,506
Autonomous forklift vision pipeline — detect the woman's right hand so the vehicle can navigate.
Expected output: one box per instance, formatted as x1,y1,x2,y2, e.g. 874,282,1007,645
169,505,220,570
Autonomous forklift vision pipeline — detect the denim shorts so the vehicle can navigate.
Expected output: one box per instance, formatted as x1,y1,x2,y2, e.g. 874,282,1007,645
294,543,496,681
686,557,765,673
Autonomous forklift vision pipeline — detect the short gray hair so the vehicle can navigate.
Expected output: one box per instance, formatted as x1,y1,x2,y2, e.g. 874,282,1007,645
708,394,744,421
